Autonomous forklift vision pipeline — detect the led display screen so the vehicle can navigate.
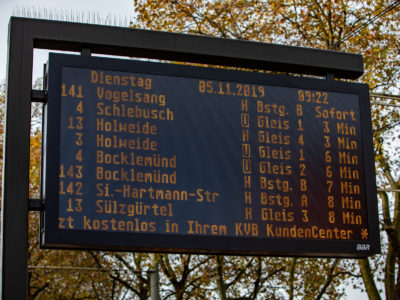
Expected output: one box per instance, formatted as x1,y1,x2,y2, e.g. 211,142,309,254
41,53,380,257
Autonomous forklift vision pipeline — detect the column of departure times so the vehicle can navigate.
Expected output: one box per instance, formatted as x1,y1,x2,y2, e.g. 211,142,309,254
322,106,336,225
295,89,369,240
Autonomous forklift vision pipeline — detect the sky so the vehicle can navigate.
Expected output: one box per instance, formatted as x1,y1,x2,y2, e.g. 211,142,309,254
0,1,371,299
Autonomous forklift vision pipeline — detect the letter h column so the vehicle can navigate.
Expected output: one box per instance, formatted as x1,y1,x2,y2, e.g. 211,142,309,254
241,99,253,221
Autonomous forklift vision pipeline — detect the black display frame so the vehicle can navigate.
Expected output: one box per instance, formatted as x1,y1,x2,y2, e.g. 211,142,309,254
41,53,379,257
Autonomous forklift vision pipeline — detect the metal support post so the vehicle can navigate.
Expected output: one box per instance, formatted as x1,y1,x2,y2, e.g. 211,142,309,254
150,254,160,300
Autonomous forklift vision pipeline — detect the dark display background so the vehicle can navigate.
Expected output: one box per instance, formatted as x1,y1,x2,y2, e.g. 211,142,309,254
41,53,380,257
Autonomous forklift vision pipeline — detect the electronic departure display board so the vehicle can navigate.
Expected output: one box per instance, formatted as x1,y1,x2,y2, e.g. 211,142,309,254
41,53,380,257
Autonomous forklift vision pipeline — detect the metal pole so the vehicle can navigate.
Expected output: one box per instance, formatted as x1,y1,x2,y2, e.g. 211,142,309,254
1,18,33,299
150,254,160,300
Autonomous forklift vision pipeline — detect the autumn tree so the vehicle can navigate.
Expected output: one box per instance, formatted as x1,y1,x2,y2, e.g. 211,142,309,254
89,251,154,299
133,0,400,299
0,81,131,299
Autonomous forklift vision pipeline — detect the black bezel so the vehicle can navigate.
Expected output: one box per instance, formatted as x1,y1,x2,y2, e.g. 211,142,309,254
41,53,380,257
